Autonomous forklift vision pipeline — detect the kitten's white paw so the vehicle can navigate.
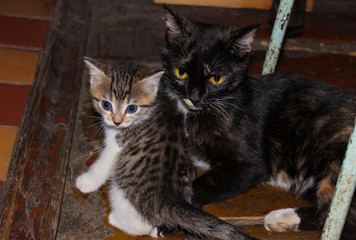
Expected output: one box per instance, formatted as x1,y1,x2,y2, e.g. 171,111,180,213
108,212,119,227
75,172,102,193
108,211,156,237
264,208,301,232
149,227,159,238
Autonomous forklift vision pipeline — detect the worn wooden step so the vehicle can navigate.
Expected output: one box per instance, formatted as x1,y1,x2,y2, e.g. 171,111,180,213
1,0,355,239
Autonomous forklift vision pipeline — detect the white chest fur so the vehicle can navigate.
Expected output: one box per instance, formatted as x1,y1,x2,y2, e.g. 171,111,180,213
76,128,158,237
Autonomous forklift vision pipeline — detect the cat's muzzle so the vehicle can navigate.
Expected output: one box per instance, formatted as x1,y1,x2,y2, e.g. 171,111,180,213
182,99,203,111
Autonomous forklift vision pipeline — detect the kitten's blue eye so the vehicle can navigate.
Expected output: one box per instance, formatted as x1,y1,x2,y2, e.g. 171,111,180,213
126,105,138,113
101,101,112,111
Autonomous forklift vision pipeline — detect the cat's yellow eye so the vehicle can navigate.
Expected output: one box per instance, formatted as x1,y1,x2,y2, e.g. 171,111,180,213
209,75,226,85
174,68,188,79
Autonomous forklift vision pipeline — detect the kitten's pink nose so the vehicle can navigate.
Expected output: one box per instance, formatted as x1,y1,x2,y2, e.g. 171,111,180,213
113,114,123,126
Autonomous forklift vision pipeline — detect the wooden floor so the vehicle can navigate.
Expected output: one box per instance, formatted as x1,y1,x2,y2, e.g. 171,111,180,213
0,1,54,184
0,0,356,239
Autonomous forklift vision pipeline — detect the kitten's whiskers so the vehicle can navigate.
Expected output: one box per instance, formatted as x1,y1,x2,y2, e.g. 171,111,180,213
85,115,105,138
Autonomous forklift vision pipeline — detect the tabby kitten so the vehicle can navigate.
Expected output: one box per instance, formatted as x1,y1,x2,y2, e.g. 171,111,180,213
75,58,256,240
161,6,356,239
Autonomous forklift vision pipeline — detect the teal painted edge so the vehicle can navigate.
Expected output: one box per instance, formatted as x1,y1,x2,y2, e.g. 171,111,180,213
321,119,356,240
262,0,295,74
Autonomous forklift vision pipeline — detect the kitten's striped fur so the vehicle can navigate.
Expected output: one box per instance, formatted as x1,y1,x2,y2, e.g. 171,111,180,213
76,58,256,240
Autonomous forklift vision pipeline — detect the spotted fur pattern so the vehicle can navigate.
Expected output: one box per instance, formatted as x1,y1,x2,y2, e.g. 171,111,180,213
76,58,256,240
162,6,356,239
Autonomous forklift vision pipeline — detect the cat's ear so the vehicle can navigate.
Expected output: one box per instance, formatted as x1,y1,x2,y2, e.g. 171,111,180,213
163,5,188,42
230,24,260,57
141,71,164,95
83,57,107,86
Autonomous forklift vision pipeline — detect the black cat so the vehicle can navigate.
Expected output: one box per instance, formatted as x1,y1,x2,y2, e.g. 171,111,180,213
161,6,356,239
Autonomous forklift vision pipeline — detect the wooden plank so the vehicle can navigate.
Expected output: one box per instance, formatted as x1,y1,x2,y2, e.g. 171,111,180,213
306,0,314,11
0,0,90,239
86,1,166,60
154,0,314,12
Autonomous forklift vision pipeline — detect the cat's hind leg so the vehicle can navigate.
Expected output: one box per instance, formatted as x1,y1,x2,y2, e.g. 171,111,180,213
108,211,158,237
264,208,301,232
108,183,158,237
264,207,320,232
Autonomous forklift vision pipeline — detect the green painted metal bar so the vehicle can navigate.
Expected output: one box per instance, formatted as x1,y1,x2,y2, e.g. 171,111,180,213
321,119,356,240
262,0,294,74
262,1,356,239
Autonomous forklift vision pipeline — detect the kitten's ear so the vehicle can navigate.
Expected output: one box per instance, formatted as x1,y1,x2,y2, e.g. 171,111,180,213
230,24,260,57
141,71,164,95
163,5,188,42
83,57,107,86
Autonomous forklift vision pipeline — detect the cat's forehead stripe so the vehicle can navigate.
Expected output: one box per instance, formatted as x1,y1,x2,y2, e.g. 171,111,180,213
110,68,132,100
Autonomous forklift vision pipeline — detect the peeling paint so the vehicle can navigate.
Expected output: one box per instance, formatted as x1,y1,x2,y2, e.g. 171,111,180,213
262,0,295,74
321,121,356,239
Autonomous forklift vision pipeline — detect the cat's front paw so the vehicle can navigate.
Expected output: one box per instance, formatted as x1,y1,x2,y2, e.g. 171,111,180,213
75,172,103,193
264,208,301,232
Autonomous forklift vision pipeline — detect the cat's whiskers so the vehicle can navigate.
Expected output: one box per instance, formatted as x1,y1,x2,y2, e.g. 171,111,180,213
167,44,189,61
91,122,106,138
162,76,183,99
97,125,106,137
210,47,221,67
85,115,106,138
85,114,105,124
212,96,243,112
211,54,233,69
177,42,189,59
126,124,142,139
162,75,176,85
208,102,230,122
84,115,102,119
187,107,203,117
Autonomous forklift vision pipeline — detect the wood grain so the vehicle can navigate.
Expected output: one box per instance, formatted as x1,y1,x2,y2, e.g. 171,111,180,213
0,0,90,239
154,0,314,12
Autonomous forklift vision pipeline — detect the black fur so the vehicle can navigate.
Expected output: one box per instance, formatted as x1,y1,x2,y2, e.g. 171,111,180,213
161,6,356,239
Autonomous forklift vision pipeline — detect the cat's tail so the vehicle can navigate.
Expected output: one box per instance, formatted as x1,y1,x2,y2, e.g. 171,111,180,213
159,199,257,240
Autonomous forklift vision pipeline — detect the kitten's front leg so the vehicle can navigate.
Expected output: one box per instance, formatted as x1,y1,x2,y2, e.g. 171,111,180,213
76,130,121,193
